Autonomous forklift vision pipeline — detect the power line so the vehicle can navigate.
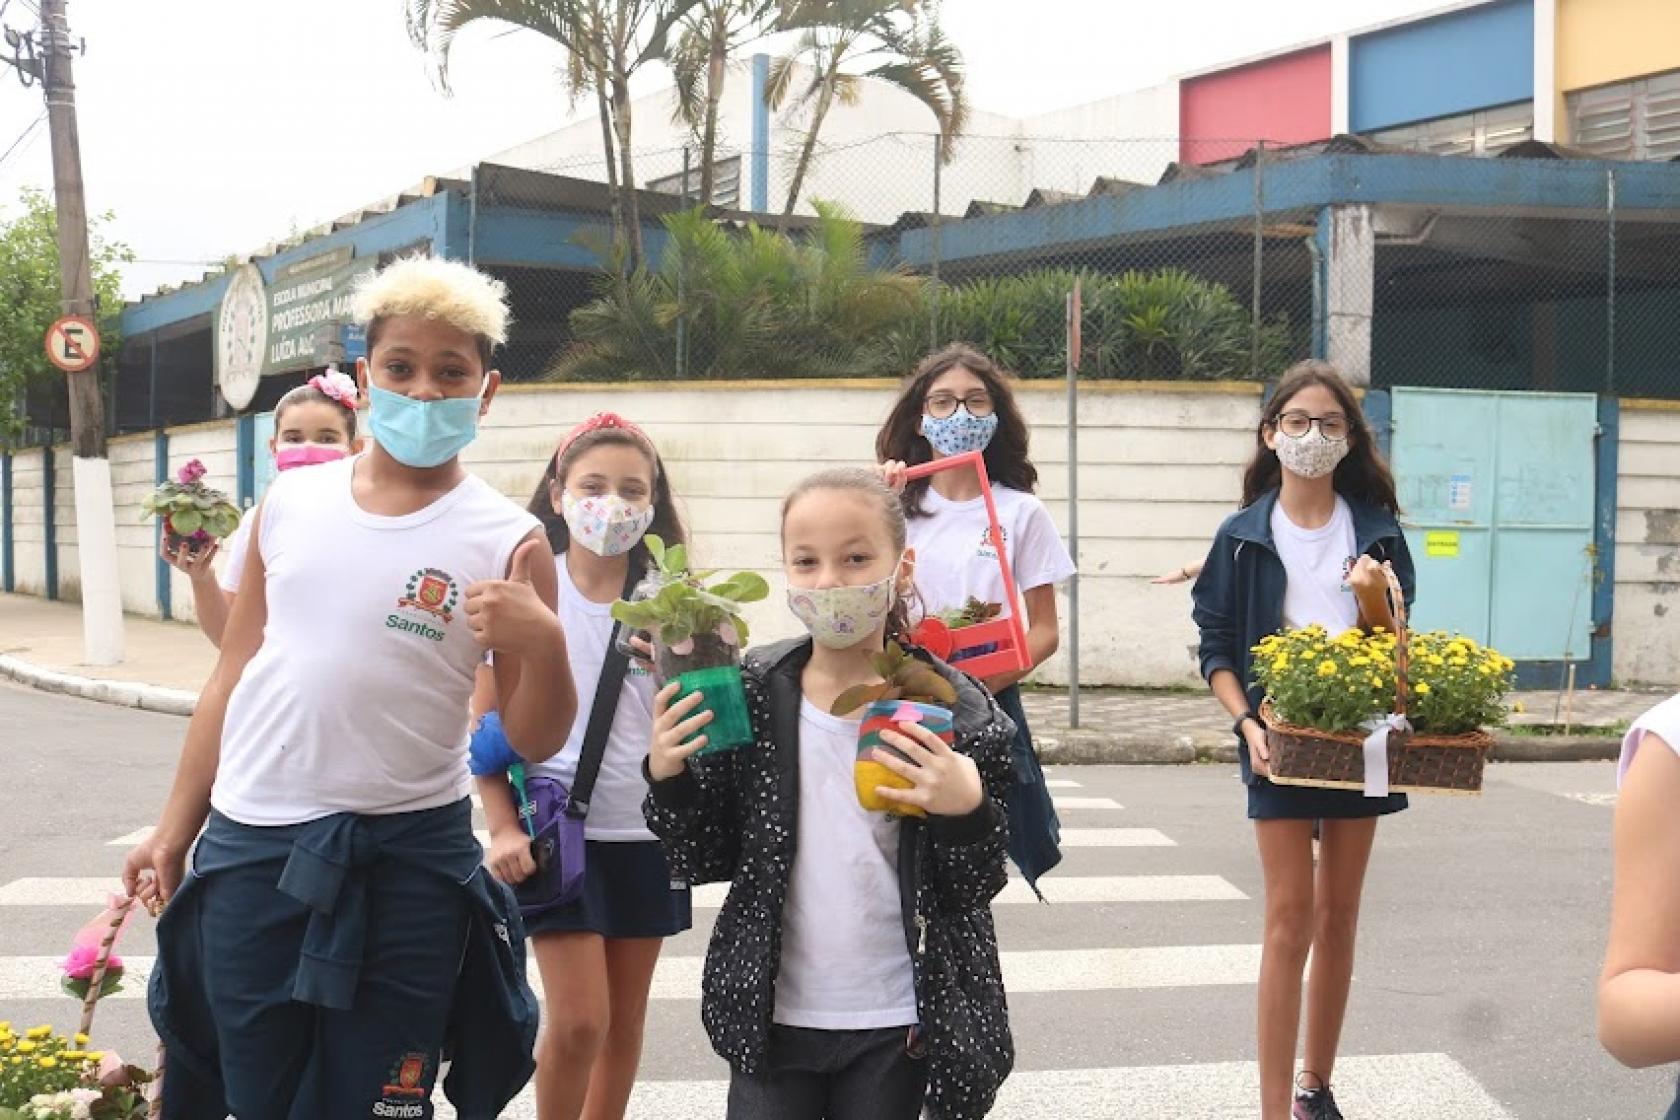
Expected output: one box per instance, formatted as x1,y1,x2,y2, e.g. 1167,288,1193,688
0,110,45,170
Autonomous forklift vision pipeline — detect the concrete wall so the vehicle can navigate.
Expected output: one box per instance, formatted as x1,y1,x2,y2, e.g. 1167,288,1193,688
13,382,1679,688
10,448,47,597
1556,0,1680,98
1613,401,1680,686
1348,0,1534,133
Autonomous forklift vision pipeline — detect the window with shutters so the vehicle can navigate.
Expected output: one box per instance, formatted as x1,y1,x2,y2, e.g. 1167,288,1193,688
1568,69,1680,161
1368,102,1534,156
648,155,742,209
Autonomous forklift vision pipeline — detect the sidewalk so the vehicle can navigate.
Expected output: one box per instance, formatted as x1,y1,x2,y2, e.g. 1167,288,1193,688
1,593,1662,761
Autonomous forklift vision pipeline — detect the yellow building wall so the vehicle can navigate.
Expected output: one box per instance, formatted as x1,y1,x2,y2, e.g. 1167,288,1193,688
1557,0,1680,97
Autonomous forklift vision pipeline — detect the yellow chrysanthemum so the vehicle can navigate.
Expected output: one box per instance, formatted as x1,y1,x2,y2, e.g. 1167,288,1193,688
1350,656,1370,667
25,1026,50,1040
37,1056,57,1069
17,1041,36,1054
73,1033,88,1046
1416,682,1431,695
1318,660,1339,677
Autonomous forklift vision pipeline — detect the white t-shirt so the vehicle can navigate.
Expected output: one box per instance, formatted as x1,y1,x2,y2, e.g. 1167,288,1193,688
907,484,1077,619
773,701,917,1030
1617,693,1680,788
218,516,252,594
529,552,658,842
1272,496,1361,634
212,456,541,827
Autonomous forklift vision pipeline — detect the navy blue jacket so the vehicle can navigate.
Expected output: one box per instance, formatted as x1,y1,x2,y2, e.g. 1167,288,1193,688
1191,489,1416,783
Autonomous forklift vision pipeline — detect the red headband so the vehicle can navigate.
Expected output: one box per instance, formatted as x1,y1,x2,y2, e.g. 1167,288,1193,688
556,412,650,460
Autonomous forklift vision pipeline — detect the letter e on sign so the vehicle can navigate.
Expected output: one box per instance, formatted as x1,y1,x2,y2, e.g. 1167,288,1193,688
45,316,101,374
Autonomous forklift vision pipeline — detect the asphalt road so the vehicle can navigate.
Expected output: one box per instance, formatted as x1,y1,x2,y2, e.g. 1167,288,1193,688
0,681,1672,1119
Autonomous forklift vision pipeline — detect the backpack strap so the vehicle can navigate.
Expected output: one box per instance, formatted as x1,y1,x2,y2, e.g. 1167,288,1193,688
566,560,645,821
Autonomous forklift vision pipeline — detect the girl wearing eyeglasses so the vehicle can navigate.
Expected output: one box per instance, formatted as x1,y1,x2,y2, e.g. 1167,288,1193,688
1191,360,1414,1120
875,343,1076,896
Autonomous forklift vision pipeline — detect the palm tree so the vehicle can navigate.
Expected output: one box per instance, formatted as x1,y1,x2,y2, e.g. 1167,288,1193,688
766,0,967,226
668,0,779,207
407,0,701,266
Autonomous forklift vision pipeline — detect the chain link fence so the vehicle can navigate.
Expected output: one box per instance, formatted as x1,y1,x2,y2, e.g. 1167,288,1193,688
481,130,1680,398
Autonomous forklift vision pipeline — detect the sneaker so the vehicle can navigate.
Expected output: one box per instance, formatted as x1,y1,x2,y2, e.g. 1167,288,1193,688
1293,1083,1345,1120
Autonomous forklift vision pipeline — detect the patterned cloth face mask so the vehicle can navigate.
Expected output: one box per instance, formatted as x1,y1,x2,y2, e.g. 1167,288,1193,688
1274,428,1349,480
921,406,1000,458
787,571,898,650
561,490,656,558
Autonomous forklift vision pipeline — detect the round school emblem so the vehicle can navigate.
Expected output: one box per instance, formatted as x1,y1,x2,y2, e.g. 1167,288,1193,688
398,568,460,623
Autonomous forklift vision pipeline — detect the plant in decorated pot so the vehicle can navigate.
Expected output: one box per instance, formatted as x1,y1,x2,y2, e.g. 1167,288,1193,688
610,535,768,754
139,459,240,556
831,641,958,817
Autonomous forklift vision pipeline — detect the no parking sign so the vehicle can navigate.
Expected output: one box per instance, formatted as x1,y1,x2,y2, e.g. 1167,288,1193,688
44,315,101,373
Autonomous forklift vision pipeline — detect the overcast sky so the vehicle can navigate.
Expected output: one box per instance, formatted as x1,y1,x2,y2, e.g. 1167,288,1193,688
0,0,1451,299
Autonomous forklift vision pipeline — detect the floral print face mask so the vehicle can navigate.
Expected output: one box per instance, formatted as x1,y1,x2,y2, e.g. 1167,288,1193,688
1274,428,1349,480
921,406,999,458
787,572,898,650
561,490,656,557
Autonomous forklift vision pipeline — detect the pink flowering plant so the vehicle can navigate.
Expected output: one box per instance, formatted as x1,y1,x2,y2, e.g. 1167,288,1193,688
139,457,240,553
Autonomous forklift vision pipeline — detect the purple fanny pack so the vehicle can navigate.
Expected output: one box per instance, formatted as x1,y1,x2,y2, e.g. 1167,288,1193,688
510,769,587,916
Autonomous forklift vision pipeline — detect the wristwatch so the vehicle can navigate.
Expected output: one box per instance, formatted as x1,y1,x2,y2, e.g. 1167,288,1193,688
1233,712,1262,736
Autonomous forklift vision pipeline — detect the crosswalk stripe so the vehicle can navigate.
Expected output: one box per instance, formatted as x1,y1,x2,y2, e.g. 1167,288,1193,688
109,826,1173,852
1061,828,1174,847
1054,796,1123,810
0,945,1263,1003
5,870,1243,911
1043,778,1081,788
689,874,1243,909
437,1052,1513,1120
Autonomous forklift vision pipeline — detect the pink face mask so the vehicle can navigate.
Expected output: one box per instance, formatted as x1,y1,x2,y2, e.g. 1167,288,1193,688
275,444,348,472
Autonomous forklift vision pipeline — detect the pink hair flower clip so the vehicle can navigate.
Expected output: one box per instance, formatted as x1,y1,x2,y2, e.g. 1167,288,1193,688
558,411,649,457
310,368,359,407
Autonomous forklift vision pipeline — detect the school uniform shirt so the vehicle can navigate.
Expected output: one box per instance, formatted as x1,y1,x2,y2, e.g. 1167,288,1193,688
1617,693,1680,788
1271,496,1360,633
771,700,918,1031
218,516,252,594
529,551,659,842
908,484,1077,618
212,456,541,827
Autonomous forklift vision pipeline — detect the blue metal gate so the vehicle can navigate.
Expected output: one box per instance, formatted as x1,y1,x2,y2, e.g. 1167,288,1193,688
1389,388,1604,684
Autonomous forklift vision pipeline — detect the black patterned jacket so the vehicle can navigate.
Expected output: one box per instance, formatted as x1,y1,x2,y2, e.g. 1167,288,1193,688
644,636,1017,1120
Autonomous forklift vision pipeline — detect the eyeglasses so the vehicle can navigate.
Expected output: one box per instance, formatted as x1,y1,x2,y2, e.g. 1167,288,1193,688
1276,410,1349,442
925,391,994,419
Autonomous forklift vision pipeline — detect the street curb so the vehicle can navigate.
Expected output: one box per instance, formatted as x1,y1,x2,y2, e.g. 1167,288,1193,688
1033,725,1621,765
0,652,1627,762
0,654,198,717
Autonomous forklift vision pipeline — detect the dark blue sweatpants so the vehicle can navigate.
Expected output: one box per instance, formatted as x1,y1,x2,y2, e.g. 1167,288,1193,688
155,811,471,1120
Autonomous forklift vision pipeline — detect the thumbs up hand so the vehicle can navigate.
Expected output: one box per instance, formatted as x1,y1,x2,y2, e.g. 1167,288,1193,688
466,536,563,658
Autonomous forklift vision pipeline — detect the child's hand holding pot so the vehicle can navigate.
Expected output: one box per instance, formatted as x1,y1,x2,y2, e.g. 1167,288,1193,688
872,723,984,817
649,681,715,781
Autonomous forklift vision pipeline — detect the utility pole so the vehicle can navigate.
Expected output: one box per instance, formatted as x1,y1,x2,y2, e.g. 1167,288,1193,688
38,0,123,663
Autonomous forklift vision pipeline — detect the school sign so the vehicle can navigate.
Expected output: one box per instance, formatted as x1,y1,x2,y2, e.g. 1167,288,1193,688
214,247,374,409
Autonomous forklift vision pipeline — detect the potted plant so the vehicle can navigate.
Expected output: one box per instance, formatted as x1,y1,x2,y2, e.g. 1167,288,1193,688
831,641,958,817
139,459,241,556
610,535,768,755
1249,567,1513,794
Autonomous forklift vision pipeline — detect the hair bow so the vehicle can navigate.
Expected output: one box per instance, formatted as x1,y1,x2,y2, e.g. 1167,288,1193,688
310,368,359,407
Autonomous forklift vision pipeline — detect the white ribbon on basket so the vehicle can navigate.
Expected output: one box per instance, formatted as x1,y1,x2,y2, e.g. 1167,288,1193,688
1358,713,1412,798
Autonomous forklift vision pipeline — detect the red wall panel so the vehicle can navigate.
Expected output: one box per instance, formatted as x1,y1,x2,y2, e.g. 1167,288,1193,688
1180,46,1333,164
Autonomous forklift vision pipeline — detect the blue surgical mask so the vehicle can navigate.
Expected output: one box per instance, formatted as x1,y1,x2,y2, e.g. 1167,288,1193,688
921,407,999,458
366,379,487,468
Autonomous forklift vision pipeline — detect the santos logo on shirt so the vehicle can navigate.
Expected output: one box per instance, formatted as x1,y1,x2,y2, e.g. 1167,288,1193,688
388,568,460,643
977,525,1009,561
371,1051,430,1117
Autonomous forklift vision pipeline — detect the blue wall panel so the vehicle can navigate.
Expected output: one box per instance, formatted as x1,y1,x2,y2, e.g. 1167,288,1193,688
1349,0,1534,133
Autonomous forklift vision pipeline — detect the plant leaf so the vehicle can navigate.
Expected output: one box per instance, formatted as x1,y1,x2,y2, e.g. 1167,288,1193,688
832,682,890,715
